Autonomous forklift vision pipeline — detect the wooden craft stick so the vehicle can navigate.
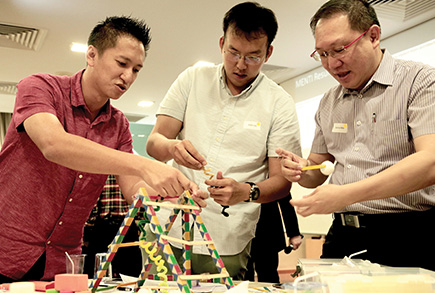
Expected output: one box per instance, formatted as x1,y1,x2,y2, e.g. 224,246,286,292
250,287,271,292
178,272,229,280
107,241,141,248
96,281,140,291
160,234,214,246
145,201,201,210
301,164,326,171
116,281,138,288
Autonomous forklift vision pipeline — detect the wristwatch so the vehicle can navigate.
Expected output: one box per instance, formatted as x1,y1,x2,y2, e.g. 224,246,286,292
245,182,260,202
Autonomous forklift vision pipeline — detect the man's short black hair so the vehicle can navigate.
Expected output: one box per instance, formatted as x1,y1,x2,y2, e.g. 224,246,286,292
223,2,278,48
88,16,151,55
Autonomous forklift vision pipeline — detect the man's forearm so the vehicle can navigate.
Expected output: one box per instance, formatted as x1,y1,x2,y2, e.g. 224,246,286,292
146,133,176,162
347,150,435,204
256,175,291,203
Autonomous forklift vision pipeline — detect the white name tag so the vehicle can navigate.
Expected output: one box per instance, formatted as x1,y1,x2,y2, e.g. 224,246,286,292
332,123,348,133
244,121,261,130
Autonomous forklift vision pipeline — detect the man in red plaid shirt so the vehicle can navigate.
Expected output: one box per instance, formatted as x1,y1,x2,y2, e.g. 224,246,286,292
82,175,145,279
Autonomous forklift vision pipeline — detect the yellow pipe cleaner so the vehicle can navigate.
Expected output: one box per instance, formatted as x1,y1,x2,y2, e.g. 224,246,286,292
140,240,169,293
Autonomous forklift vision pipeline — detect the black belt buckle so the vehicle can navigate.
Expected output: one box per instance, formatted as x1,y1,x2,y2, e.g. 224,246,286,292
340,213,362,228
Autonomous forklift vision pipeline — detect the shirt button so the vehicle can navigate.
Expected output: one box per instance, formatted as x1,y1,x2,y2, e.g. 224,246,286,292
347,164,352,169
59,221,63,225
47,240,51,245
69,198,73,202
78,174,83,179
356,121,362,126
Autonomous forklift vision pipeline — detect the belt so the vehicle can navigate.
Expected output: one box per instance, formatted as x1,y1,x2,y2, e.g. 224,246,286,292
334,209,435,229
335,213,366,228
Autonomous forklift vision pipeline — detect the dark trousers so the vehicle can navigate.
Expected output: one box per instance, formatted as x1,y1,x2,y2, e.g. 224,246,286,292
246,236,280,283
82,216,142,279
246,194,300,283
322,209,435,271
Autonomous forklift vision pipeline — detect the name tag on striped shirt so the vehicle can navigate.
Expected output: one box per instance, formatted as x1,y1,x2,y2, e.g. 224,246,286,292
332,123,348,133
244,121,261,130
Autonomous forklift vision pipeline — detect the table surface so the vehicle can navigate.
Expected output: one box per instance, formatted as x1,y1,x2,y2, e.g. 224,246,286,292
103,280,279,293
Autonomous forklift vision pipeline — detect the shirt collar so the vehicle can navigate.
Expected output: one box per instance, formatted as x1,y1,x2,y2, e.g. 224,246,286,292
218,64,264,98
71,69,86,108
71,69,112,123
341,49,393,98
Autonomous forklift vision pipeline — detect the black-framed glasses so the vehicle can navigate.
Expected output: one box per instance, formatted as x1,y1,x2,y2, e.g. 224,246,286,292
224,50,264,65
310,27,370,62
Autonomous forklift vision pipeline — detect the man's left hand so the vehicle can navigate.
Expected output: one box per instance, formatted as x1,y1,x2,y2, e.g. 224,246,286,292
205,171,248,206
289,235,303,250
291,184,352,216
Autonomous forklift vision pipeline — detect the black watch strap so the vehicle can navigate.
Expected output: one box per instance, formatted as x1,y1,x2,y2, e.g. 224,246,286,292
245,182,260,202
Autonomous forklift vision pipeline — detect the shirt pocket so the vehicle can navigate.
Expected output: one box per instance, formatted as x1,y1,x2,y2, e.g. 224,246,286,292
373,119,412,159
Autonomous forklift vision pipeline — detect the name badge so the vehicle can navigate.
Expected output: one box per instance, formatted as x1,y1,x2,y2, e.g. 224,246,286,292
244,121,261,130
332,123,348,133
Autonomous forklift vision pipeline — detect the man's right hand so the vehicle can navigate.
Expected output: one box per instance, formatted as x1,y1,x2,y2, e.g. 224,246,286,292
170,139,207,170
143,159,204,198
276,147,307,182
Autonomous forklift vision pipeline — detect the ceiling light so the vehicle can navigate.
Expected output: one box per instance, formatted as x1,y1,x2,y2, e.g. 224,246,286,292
193,60,214,67
138,100,154,107
71,42,87,53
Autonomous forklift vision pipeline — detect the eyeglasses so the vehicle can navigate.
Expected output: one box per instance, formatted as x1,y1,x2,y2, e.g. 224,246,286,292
224,50,264,65
310,28,370,62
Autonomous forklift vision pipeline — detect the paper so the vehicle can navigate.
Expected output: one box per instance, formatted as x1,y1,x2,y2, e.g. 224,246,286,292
228,281,249,293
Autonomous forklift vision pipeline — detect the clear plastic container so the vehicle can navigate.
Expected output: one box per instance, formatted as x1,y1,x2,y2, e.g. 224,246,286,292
281,281,329,292
296,258,435,293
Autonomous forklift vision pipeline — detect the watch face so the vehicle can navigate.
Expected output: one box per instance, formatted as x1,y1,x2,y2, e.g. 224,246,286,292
251,185,260,201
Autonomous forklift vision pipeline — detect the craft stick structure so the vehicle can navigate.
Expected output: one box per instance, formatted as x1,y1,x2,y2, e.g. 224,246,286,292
89,187,234,293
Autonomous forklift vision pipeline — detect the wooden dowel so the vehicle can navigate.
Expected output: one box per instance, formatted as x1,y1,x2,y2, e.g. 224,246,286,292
160,235,214,246
108,240,156,249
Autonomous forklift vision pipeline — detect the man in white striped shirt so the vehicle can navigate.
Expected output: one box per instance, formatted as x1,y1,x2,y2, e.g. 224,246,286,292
278,0,435,270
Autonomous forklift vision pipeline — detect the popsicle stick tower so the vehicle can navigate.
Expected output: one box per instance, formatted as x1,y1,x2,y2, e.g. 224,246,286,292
89,188,234,293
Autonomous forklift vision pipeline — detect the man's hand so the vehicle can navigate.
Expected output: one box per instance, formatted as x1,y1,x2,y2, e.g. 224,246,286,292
291,184,352,217
276,147,307,182
142,160,203,198
190,189,209,209
289,235,303,250
138,188,208,211
205,171,248,206
170,139,207,170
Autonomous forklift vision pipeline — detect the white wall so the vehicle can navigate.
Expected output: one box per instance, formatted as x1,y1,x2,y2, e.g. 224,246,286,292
0,94,14,113
280,17,435,236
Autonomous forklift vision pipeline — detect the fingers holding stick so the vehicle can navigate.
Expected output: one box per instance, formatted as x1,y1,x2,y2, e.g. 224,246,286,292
202,166,229,217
